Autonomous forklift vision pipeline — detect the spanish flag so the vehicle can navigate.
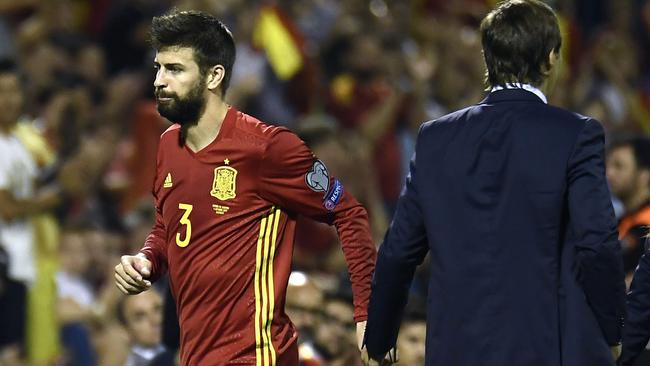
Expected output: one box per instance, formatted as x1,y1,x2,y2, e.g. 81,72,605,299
253,5,305,80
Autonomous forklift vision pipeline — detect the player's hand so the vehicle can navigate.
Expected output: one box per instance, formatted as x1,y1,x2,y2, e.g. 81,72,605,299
114,254,152,295
610,344,621,362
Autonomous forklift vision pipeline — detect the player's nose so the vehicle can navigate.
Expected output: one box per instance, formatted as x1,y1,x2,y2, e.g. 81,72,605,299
154,69,167,88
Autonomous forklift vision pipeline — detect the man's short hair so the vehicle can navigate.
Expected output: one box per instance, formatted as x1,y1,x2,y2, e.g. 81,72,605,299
480,0,561,87
608,136,650,171
150,10,236,96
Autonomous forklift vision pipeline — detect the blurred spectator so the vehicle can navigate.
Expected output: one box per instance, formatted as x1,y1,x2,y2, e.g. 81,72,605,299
56,229,98,366
395,316,426,365
226,4,265,112
313,293,361,366
606,136,650,282
285,272,326,366
85,228,126,291
0,58,62,365
325,31,410,211
56,228,123,366
56,230,94,364
0,58,58,286
116,290,174,366
118,100,170,215
99,0,167,74
0,246,26,366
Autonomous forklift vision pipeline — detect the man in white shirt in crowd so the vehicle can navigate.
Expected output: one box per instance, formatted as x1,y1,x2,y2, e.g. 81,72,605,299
0,59,59,287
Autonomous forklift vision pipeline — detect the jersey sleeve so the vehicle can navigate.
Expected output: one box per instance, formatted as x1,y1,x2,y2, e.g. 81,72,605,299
139,200,168,282
139,153,168,282
258,128,376,321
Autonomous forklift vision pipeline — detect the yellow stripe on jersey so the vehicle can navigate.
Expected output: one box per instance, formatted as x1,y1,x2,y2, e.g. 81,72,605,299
265,207,281,365
255,207,281,366
254,214,268,366
260,210,274,364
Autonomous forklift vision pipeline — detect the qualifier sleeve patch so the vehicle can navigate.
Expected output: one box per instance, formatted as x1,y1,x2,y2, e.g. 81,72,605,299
305,160,330,193
323,179,344,211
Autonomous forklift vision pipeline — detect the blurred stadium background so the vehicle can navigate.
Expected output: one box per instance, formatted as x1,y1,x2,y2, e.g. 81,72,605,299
0,0,649,365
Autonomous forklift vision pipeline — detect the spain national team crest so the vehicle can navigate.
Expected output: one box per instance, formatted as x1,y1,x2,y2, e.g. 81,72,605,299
210,165,237,201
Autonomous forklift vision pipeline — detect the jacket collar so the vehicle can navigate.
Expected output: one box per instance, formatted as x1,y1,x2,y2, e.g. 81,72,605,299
480,88,547,105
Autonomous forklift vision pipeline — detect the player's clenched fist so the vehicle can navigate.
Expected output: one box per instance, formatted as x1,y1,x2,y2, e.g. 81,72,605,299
114,254,153,295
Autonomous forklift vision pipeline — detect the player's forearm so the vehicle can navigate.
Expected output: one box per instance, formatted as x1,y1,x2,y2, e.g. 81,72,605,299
333,200,377,321
139,243,167,282
138,208,169,282
139,227,168,282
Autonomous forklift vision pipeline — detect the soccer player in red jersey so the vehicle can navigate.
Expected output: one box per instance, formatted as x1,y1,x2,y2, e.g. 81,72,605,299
113,10,376,366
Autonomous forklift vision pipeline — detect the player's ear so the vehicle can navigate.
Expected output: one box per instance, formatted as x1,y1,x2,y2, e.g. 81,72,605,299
206,65,225,91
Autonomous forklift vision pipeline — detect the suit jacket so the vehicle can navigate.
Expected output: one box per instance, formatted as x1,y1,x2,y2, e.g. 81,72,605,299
365,89,625,366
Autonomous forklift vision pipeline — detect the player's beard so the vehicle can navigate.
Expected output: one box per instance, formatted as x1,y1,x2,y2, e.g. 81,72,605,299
155,76,207,126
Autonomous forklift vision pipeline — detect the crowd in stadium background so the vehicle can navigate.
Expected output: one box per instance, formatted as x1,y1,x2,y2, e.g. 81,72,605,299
0,0,649,365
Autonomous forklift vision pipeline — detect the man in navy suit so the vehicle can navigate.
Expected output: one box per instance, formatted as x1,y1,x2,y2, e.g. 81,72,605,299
362,1,626,365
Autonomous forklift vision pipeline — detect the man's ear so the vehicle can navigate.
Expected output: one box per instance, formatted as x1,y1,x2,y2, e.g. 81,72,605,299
548,49,559,70
207,65,225,91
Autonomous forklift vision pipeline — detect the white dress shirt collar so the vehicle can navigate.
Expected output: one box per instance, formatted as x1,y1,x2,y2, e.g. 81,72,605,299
491,83,548,104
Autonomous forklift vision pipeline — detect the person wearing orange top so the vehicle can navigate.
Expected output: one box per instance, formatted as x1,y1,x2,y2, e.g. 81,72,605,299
606,136,650,278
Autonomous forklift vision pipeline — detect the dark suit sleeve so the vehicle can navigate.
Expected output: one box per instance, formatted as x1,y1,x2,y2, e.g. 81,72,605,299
364,128,429,360
622,244,650,365
567,119,625,346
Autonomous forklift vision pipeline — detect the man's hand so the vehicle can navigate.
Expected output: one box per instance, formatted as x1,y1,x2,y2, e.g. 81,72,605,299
360,348,381,366
114,254,152,295
358,320,398,366
360,347,398,366
357,321,367,350
610,344,621,362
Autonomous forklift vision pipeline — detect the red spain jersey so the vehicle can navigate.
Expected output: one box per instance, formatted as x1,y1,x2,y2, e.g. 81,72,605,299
140,107,376,366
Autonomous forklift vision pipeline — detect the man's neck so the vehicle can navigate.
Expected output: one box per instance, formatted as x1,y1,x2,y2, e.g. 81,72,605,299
624,189,650,213
184,99,229,152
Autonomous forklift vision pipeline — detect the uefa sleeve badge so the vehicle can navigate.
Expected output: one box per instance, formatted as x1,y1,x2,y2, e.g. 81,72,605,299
305,160,330,193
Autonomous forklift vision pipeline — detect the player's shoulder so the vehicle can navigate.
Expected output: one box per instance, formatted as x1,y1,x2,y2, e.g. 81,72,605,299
230,109,297,148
